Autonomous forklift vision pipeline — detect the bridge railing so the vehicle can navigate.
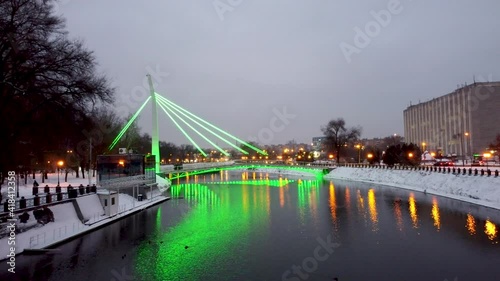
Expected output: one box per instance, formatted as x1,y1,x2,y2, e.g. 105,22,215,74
99,174,155,189
161,161,235,172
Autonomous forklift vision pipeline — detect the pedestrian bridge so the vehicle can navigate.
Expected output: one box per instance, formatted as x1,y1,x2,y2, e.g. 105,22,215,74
159,161,335,180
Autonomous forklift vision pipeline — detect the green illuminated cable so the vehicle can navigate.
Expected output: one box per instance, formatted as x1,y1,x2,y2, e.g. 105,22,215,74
155,93,267,155
156,93,249,155
156,101,207,157
109,96,152,151
157,99,229,156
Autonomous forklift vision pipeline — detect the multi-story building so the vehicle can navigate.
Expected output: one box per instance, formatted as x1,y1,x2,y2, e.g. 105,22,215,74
404,82,500,158
312,137,326,151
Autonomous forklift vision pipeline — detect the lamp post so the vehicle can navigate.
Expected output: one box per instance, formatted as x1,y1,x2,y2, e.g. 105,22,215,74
57,160,64,185
355,144,362,164
464,132,470,164
422,142,426,152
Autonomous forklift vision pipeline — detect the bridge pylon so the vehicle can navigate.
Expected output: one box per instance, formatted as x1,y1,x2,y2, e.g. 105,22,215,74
147,74,160,173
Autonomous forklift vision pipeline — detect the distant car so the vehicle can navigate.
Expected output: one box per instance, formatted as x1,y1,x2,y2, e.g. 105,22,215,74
433,161,454,167
471,160,485,166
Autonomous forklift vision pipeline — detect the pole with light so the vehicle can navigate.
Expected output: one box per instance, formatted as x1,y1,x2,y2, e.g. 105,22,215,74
57,160,64,185
355,144,362,164
464,132,470,164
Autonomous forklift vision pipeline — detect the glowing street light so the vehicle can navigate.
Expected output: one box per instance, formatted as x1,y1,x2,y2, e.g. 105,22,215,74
57,160,64,185
483,153,491,169
367,153,373,160
421,142,426,152
408,153,414,158
355,144,363,164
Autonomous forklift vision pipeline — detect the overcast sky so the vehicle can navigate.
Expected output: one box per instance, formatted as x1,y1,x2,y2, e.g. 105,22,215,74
58,0,500,147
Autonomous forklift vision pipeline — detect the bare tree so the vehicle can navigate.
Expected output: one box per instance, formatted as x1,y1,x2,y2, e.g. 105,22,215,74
321,118,362,163
0,0,114,178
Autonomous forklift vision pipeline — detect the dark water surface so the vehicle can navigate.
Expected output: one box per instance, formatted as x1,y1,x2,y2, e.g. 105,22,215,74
2,171,499,281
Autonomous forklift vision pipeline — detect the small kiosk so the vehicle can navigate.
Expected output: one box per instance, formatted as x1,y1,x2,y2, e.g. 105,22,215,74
98,191,119,216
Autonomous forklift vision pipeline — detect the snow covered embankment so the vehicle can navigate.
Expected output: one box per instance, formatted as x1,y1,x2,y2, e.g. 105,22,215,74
325,167,500,210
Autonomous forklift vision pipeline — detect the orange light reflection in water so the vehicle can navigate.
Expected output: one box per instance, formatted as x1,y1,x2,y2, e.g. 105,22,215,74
279,186,285,208
431,197,441,231
368,189,378,231
408,193,418,228
394,200,403,231
329,182,337,223
485,220,498,242
345,188,351,215
466,213,476,235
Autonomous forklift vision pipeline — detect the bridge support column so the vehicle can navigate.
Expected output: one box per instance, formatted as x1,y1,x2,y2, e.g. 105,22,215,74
148,74,160,173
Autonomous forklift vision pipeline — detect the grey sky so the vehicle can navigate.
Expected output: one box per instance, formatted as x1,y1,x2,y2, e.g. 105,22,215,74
59,0,500,146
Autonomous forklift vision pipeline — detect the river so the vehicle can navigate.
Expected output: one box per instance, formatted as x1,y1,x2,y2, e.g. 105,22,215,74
2,170,499,281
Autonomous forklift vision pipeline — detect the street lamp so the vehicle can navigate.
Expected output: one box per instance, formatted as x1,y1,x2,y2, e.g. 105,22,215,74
367,153,373,163
355,144,360,163
422,142,426,152
57,160,64,185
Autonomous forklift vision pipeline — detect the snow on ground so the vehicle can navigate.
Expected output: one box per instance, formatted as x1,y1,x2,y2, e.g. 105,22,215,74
75,194,104,222
325,167,500,210
0,202,81,258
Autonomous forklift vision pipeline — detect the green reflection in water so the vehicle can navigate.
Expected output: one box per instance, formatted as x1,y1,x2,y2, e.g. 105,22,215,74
297,180,322,224
207,179,294,188
135,182,270,280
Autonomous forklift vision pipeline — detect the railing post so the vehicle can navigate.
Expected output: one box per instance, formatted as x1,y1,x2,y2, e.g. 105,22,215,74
17,197,25,209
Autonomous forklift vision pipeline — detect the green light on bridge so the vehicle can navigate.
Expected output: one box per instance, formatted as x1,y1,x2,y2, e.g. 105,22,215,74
109,96,152,151
157,99,229,156
155,93,267,156
156,94,249,155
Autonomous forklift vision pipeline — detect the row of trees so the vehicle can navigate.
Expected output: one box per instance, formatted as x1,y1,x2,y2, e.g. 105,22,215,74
1,1,114,181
